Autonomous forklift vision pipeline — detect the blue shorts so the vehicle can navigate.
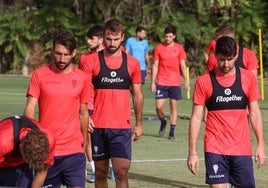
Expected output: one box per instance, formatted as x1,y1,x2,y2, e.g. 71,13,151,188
42,153,86,188
141,70,146,84
0,163,33,187
155,85,182,100
205,152,255,187
91,128,132,161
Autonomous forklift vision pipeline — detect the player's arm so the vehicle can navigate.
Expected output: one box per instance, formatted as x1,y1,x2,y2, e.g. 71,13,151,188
145,52,151,75
131,83,144,141
23,96,38,119
248,100,266,169
79,103,89,150
187,103,203,175
150,59,159,93
31,164,48,188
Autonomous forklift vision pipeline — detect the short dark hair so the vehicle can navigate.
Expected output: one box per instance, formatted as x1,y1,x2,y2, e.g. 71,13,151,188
22,129,49,170
53,31,76,52
164,25,176,35
104,19,124,34
87,25,104,38
215,24,235,38
136,26,146,33
215,36,237,57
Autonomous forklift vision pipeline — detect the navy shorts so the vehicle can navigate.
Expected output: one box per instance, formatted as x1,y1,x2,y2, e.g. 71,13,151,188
155,85,182,100
141,70,146,84
0,163,33,187
205,152,255,187
42,153,86,188
91,128,132,161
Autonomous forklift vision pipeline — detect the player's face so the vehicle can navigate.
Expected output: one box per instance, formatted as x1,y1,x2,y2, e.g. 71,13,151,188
52,44,76,72
103,29,124,54
164,33,176,45
87,36,103,52
137,30,146,40
216,54,237,74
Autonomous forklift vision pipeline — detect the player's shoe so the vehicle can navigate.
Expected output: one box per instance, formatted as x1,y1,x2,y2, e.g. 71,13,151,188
87,172,95,183
159,119,167,136
168,131,175,141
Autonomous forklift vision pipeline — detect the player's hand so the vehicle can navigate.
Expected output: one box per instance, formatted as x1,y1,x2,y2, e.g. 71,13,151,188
187,155,199,175
254,146,266,169
151,83,156,93
132,125,142,141
185,82,191,91
88,117,95,133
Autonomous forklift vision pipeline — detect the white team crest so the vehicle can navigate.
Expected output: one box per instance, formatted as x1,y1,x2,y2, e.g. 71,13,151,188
110,71,117,77
213,164,218,174
94,146,98,154
224,88,231,95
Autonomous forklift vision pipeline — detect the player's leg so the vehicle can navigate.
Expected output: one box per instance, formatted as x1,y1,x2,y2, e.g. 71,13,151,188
94,159,109,188
86,133,95,183
156,98,167,136
155,85,169,136
168,98,178,139
111,157,131,188
108,159,115,180
168,86,181,139
109,128,132,188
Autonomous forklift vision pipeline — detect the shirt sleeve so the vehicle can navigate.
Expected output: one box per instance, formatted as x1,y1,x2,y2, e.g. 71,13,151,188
243,48,259,70
26,70,41,99
193,74,212,106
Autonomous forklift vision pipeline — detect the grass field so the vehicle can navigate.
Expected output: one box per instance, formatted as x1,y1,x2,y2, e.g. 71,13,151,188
0,75,268,187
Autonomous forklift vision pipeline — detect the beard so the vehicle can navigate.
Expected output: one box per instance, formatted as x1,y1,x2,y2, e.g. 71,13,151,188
138,37,144,41
105,45,121,54
89,45,99,52
54,61,72,71
218,65,234,74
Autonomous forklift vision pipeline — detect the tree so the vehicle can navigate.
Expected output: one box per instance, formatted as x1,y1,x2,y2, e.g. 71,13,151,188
0,0,267,76
0,1,39,74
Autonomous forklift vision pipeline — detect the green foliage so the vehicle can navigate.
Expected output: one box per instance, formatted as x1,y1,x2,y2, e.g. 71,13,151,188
0,0,268,76
0,3,38,73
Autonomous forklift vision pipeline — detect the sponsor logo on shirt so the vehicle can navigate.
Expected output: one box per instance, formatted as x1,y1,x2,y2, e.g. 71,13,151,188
216,88,243,103
101,71,124,84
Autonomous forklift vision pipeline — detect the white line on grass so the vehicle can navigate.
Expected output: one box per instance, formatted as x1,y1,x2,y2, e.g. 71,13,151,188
87,156,268,164
132,158,204,163
0,91,24,95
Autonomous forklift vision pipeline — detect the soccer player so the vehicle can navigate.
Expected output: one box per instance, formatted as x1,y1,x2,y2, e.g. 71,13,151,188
187,36,266,187
24,31,93,187
205,24,259,77
79,18,144,188
151,25,190,140
0,115,55,188
79,24,115,183
125,26,151,84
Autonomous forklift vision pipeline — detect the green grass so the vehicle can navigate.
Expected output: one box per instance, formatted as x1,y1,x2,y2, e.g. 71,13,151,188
0,75,268,187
